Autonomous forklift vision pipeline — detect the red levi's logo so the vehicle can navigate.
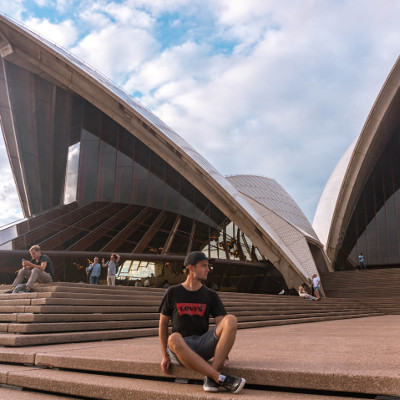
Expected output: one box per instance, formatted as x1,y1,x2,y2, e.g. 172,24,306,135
177,303,206,317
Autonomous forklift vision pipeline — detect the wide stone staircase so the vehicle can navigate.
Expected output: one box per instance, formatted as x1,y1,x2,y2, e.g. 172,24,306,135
322,268,400,314
0,282,383,347
0,282,395,399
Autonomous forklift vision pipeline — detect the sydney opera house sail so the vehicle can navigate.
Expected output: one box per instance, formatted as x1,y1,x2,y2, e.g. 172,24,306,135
0,13,326,292
314,55,400,271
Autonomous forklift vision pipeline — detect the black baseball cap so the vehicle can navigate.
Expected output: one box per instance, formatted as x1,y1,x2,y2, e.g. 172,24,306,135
184,251,210,267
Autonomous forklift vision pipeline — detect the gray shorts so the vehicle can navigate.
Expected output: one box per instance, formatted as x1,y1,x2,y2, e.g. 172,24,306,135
167,326,219,365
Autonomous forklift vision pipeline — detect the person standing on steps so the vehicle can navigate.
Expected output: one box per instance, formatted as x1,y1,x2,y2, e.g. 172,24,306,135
102,253,120,286
158,251,246,394
358,253,366,270
88,257,101,284
312,273,321,299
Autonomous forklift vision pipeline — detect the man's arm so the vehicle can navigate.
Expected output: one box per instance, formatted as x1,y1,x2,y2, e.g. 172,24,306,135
101,259,107,268
22,260,46,271
115,254,121,263
38,261,47,271
159,313,171,374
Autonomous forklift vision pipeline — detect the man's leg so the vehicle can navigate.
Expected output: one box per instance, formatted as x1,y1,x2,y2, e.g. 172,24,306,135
27,269,51,289
212,314,237,371
110,275,116,285
12,268,31,287
167,333,220,382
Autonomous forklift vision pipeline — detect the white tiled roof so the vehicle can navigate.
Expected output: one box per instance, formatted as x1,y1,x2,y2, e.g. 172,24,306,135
228,175,320,279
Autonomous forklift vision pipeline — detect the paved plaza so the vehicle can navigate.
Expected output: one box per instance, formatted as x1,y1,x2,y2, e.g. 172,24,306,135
0,315,398,398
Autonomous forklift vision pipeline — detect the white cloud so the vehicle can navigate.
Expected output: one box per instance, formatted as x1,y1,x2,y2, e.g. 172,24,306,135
1,0,400,227
71,5,159,78
124,0,400,220
71,24,159,78
0,0,26,20
24,17,78,48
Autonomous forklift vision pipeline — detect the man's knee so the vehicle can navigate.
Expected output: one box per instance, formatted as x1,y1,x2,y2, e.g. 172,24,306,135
221,314,237,328
167,332,185,353
216,314,237,338
30,268,39,278
17,268,27,277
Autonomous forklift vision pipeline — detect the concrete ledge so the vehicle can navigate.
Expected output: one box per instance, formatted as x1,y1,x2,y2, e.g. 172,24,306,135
7,319,159,333
15,312,160,323
4,365,372,400
27,316,400,397
24,305,159,313
0,327,159,346
0,284,385,350
0,386,77,399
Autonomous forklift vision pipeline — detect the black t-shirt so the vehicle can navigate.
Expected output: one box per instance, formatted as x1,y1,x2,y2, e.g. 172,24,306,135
30,254,55,280
159,284,226,337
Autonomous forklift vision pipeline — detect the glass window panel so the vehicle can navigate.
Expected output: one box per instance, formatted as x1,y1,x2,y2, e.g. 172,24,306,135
82,103,101,135
180,197,195,219
80,130,99,203
368,246,378,264
165,184,180,213
133,162,149,206
117,129,134,158
385,194,396,228
63,142,80,204
375,206,386,228
377,225,388,259
115,151,133,203
101,114,118,146
99,141,116,201
150,173,164,209
135,140,149,168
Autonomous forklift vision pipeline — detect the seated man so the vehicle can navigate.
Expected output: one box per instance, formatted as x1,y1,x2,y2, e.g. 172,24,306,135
158,251,246,394
8,244,54,293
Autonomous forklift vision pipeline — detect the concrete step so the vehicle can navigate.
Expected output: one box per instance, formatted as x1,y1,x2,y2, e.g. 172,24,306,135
0,283,384,347
0,313,383,347
2,316,396,398
0,310,382,334
14,312,160,323
0,307,378,324
321,269,400,315
0,363,373,400
0,327,159,346
0,291,165,301
0,317,397,398
0,386,81,399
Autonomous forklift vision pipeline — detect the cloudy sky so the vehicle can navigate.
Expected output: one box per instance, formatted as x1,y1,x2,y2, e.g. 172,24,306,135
0,0,399,227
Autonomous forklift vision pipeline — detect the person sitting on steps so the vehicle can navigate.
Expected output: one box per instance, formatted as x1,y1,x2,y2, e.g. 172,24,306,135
6,245,54,293
158,251,246,394
298,283,319,301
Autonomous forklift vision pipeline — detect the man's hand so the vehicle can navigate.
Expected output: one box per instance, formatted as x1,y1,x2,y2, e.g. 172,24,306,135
160,354,171,374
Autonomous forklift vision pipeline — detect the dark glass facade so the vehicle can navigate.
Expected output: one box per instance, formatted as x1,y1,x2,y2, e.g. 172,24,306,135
336,132,400,269
0,91,286,293
74,102,223,229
